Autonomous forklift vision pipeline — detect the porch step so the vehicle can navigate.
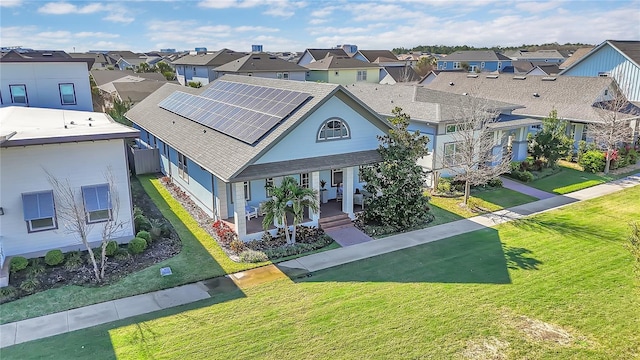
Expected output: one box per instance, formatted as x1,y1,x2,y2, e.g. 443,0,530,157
319,213,353,231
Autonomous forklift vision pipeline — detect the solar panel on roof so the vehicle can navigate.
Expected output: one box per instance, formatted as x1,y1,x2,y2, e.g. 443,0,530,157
159,81,310,144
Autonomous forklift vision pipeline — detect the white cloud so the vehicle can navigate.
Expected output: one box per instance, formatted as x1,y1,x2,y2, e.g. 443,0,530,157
515,1,564,13
75,32,120,39
37,2,134,23
0,0,22,7
199,0,305,17
198,0,263,9
308,18,328,25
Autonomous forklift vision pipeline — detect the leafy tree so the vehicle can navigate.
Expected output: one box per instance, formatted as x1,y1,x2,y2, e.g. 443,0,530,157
107,97,133,127
529,109,573,168
460,62,470,71
287,179,319,244
137,62,151,73
414,56,436,77
359,107,432,231
262,177,317,244
628,222,640,279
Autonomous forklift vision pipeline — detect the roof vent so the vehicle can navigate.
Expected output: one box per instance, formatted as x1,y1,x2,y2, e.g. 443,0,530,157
43,53,52,56
252,56,260,60
513,76,527,80
486,75,499,79
462,92,468,96
449,82,454,86
542,76,556,81
466,74,478,78
533,92,540,97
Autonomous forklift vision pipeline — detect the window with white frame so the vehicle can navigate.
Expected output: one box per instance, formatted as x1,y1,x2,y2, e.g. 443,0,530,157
276,72,289,80
453,62,460,69
331,169,343,187
443,142,461,166
318,118,350,141
9,84,27,104
58,83,76,105
300,173,309,188
22,191,57,232
82,184,112,223
265,178,274,196
178,152,188,182
442,62,447,69
497,61,502,69
230,181,251,202
481,62,485,69
357,70,367,81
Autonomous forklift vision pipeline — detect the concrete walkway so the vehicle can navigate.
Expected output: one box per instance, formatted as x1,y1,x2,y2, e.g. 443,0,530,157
500,176,555,199
325,226,373,247
1,173,638,348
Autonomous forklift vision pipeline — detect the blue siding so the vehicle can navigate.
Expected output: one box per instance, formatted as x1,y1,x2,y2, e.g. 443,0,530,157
437,60,512,72
408,121,436,152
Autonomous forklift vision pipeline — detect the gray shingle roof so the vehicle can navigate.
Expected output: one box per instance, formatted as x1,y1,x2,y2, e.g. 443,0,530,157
303,56,381,70
558,47,594,69
441,51,511,62
0,50,94,69
426,72,632,123
357,50,400,63
113,81,168,104
383,66,420,82
171,48,248,66
609,40,640,66
305,48,349,61
214,53,307,72
503,49,566,60
125,75,389,181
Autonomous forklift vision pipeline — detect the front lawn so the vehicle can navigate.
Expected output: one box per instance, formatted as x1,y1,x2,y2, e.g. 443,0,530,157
430,187,538,218
527,167,612,194
6,184,638,359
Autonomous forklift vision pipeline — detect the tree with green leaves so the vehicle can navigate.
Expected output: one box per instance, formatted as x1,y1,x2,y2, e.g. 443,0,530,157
287,179,319,244
108,98,133,127
628,222,640,279
529,109,573,168
359,107,432,232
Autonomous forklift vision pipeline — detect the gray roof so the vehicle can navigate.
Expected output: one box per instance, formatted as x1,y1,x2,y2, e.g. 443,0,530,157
303,55,381,70
304,48,349,61
0,50,94,69
357,50,401,63
345,82,522,123
527,64,560,75
69,52,118,69
441,51,511,62
383,66,420,82
560,41,640,74
426,72,635,123
90,69,167,86
113,81,168,104
504,49,566,60
214,53,307,73
558,47,594,69
107,51,140,59
125,75,390,181
171,48,248,66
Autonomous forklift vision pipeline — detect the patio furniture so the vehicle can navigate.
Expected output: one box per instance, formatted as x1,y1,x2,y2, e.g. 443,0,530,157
245,203,258,220
353,193,364,209
337,183,343,202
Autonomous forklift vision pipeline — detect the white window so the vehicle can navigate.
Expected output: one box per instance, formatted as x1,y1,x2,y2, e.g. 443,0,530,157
446,124,457,133
300,173,309,189
331,169,343,187
82,184,112,223
276,72,289,80
318,118,350,141
443,62,447,69
178,152,188,182
481,62,485,69
497,61,502,69
22,191,57,232
444,142,461,166
9,84,27,104
357,70,367,81
453,62,460,69
265,178,274,196
230,181,251,202
470,65,477,72
59,83,76,105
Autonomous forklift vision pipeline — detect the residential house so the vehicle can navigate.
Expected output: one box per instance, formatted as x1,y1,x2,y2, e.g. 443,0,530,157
0,50,94,111
558,47,594,71
559,40,640,102
214,52,308,81
379,66,421,84
91,69,169,110
172,48,248,86
417,69,466,86
348,83,535,186
303,55,381,85
526,64,561,76
0,106,138,284
504,49,566,64
69,52,118,70
426,72,640,148
297,48,350,66
437,51,512,72
353,50,410,82
126,75,391,241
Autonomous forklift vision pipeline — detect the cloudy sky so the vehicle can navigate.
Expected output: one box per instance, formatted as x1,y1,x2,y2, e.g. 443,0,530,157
0,0,638,53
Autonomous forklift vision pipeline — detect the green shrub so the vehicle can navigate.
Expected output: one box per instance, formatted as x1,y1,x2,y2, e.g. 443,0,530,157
579,150,605,173
27,258,46,275
229,239,246,255
436,177,451,193
19,275,40,293
149,218,165,239
136,230,151,243
238,249,268,263
134,214,152,232
487,178,503,187
10,257,28,273
64,251,84,270
128,237,147,254
105,241,119,256
44,250,64,266
0,286,17,300
511,170,534,183
133,206,144,218
114,249,131,260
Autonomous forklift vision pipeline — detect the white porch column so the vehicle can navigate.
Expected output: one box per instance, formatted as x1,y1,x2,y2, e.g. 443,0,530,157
310,171,320,222
232,182,247,239
216,178,228,220
343,166,355,219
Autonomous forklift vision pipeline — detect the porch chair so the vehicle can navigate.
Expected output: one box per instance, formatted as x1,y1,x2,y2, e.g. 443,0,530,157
336,183,343,202
245,202,258,220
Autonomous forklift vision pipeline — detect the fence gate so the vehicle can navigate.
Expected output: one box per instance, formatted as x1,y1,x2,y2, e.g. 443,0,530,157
131,147,160,175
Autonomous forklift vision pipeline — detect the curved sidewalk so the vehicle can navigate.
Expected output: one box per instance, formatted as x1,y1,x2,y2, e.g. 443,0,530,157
1,173,638,348
500,176,555,199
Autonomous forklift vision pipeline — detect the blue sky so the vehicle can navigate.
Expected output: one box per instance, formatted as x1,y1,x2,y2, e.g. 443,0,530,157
0,0,638,53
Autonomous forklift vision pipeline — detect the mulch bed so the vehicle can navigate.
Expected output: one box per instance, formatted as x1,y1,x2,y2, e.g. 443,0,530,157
1,177,181,304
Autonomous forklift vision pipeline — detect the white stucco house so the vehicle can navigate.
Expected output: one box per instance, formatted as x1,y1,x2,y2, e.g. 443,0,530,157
0,50,94,111
0,107,139,282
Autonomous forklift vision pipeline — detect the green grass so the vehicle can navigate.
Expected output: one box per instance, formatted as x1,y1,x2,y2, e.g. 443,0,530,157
527,167,612,194
0,176,267,324
430,187,538,218
6,185,639,359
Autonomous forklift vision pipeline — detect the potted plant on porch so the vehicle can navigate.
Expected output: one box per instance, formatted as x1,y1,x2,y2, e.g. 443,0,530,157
320,179,328,204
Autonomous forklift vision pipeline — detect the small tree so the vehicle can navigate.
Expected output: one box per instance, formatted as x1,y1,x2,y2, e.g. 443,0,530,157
359,107,432,231
107,97,133,127
529,109,573,167
628,222,640,278
414,56,436,77
46,167,127,282
441,95,512,205
287,179,319,244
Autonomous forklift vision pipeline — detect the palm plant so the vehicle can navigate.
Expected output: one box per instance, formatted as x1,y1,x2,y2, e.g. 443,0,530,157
261,178,293,243
287,179,319,244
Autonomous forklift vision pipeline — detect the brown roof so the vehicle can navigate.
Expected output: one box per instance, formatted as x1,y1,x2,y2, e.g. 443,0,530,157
303,55,381,70
609,40,640,66
214,53,307,73
558,47,594,69
171,48,248,66
304,48,349,61
357,50,399,63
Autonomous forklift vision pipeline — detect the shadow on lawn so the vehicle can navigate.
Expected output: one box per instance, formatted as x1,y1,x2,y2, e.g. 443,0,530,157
294,228,541,285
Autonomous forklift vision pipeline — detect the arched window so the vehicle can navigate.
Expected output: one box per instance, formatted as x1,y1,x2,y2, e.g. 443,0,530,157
317,118,350,141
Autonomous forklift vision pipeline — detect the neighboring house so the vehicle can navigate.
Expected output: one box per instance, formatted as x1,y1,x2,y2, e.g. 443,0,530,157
91,69,168,110
353,50,409,81
558,47,594,70
379,66,421,84
526,64,561,76
510,60,549,74
397,53,427,67
172,49,248,86
0,50,94,111
126,75,392,241
0,106,138,279
69,52,118,70
297,48,350,66
214,52,308,81
303,55,381,85
417,69,466,86
348,83,535,186
426,72,640,148
504,49,566,64
559,40,640,102
437,51,512,72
